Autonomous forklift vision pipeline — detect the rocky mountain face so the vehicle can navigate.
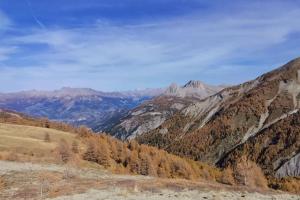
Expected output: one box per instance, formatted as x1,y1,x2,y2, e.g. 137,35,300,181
0,87,164,131
106,81,224,139
137,57,300,180
165,80,224,98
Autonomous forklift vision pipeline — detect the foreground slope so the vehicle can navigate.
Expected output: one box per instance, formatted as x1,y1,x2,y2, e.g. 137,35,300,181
1,160,298,200
137,58,300,182
0,110,227,181
0,110,299,198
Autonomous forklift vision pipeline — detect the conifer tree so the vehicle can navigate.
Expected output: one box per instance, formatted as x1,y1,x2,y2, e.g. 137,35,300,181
129,150,140,173
96,138,111,168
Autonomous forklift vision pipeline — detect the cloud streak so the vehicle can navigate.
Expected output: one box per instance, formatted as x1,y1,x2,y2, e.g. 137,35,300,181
0,10,11,31
0,1,300,92
25,0,46,29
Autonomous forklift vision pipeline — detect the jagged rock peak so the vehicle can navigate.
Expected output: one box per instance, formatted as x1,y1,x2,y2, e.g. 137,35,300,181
166,83,180,93
183,80,206,89
164,80,224,99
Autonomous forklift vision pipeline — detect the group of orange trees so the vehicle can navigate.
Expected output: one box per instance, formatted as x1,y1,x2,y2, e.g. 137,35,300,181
0,110,226,182
4,110,299,193
82,134,223,181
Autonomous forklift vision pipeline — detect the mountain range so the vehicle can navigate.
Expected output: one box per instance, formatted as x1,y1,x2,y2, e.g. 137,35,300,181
0,87,163,131
135,57,300,180
1,57,300,194
0,81,222,132
1,58,300,183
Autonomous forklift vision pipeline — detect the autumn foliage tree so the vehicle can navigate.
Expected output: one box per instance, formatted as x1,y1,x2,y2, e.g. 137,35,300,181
57,139,71,163
129,150,140,173
219,167,235,185
233,156,268,189
83,140,97,162
96,138,111,168
81,134,224,182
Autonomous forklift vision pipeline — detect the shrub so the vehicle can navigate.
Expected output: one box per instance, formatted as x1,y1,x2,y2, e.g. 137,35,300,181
71,141,79,154
62,167,76,180
57,139,71,163
6,151,19,161
234,156,268,189
0,175,6,190
44,133,51,143
219,167,235,185
270,177,300,194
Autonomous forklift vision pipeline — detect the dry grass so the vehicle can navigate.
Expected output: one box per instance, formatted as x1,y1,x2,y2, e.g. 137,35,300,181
0,123,83,163
0,176,6,190
270,177,300,194
0,167,99,200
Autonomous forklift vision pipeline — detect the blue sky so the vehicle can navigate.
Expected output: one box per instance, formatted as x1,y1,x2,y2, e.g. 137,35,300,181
0,0,300,92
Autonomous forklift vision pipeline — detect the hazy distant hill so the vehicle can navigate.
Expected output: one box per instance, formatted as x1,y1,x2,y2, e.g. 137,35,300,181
0,87,164,131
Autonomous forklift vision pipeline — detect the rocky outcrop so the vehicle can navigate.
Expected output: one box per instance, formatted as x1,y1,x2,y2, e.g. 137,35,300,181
107,96,197,139
164,80,223,99
276,153,300,178
107,81,224,140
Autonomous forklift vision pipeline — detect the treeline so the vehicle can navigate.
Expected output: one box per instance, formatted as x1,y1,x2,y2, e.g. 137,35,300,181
82,133,223,181
0,110,92,135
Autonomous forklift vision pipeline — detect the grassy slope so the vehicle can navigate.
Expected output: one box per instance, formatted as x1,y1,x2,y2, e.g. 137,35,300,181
0,123,82,162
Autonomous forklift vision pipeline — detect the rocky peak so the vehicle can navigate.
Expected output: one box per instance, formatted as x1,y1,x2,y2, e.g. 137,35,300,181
183,80,206,89
164,80,224,99
165,83,180,94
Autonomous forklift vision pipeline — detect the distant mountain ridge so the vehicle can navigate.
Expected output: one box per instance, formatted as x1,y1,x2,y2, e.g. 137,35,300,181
165,80,224,98
0,81,222,132
0,87,165,131
0,81,224,137
0,87,164,98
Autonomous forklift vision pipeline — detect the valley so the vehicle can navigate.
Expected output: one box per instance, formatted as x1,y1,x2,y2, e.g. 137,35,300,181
2,1,300,199
1,60,300,198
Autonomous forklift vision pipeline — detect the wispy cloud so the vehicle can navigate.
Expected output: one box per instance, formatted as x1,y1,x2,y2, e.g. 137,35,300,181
25,0,46,29
0,10,11,31
0,47,18,62
0,1,300,92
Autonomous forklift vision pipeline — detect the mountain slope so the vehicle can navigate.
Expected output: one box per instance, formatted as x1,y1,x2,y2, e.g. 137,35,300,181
1,110,298,195
0,87,164,131
137,57,300,180
106,81,224,139
0,110,224,183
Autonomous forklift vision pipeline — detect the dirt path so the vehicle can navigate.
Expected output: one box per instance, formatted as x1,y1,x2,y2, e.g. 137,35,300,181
0,160,299,200
50,188,300,200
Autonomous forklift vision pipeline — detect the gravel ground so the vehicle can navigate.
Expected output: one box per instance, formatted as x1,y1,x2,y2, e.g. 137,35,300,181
0,160,299,200
49,188,300,200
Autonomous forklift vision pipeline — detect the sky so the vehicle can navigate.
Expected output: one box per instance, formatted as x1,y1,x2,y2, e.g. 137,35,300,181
0,0,300,92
